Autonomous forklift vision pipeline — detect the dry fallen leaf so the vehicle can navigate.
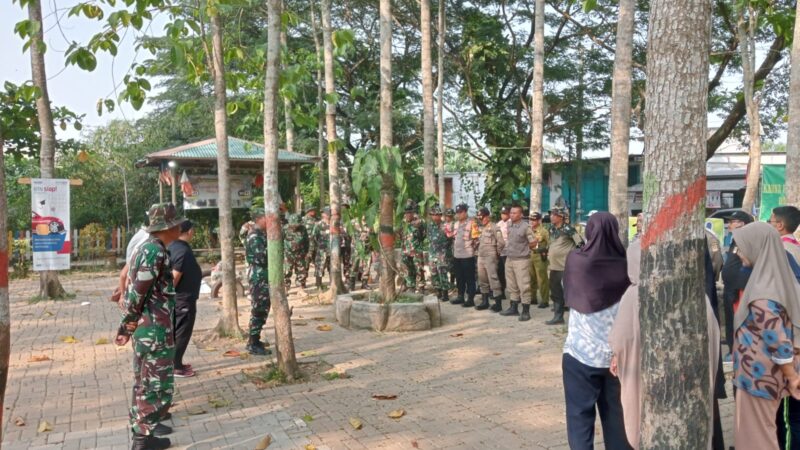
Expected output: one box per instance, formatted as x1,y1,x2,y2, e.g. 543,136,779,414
349,417,363,430
411,440,419,449
299,350,318,357
294,321,308,326
316,324,333,332
28,355,50,363
205,347,217,352
388,409,405,419
311,317,326,321
60,336,79,344
304,445,316,450
493,352,502,356
186,407,207,415
37,420,52,433
42,310,54,317
372,394,397,400
223,350,241,357
95,338,109,345
449,333,464,338
13,417,25,427
253,434,272,450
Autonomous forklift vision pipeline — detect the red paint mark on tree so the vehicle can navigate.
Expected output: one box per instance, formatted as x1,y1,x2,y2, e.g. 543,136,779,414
641,176,707,249
264,215,282,238
0,250,7,288
379,233,395,248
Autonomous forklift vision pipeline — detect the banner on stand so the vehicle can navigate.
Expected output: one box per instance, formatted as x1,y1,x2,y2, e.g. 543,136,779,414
31,178,71,271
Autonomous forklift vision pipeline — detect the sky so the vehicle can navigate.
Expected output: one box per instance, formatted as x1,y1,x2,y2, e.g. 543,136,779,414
1,0,160,140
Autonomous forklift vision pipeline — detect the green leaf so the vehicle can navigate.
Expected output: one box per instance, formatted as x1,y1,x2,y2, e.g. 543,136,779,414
582,0,597,12
104,99,115,113
227,102,239,115
324,92,339,105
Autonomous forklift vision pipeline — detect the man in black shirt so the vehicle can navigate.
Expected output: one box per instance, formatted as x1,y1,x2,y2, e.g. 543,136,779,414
720,210,753,358
169,220,203,378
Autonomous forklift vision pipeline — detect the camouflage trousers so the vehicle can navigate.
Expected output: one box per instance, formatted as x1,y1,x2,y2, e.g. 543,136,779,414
129,337,174,435
249,281,271,337
284,253,308,287
350,251,371,282
303,248,316,278
341,245,352,281
427,251,450,291
401,251,425,290
315,250,330,278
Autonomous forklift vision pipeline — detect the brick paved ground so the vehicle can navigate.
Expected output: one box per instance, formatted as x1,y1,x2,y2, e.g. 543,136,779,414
2,272,734,449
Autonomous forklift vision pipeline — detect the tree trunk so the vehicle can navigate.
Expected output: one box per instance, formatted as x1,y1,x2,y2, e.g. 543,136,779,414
786,0,800,206
528,0,545,214
421,0,435,197
0,135,11,444
29,0,66,299
310,6,327,209
738,6,761,215
380,0,396,302
638,0,712,447
436,0,446,203
281,26,295,155
209,12,243,339
608,0,635,245
321,0,345,295
265,0,299,379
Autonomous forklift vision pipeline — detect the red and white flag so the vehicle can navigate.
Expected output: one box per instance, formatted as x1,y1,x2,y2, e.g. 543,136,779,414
180,171,194,197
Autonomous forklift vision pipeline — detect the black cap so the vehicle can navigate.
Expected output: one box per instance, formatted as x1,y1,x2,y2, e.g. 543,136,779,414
529,212,542,220
724,210,754,224
477,207,490,217
500,206,510,214
180,220,194,233
455,203,469,213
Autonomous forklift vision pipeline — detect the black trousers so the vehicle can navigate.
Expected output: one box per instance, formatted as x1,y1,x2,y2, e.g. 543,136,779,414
498,256,507,293
722,285,737,353
562,353,632,450
777,397,800,450
550,270,565,318
174,299,197,369
454,256,477,300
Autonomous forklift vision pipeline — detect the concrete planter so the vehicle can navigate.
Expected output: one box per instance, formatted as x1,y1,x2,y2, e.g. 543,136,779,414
334,291,442,332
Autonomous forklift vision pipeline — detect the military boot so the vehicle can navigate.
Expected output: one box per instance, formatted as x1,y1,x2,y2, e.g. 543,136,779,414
519,304,531,322
475,293,490,310
462,294,476,308
450,296,464,305
361,278,369,290
131,433,171,450
490,296,503,312
152,423,172,436
441,290,449,303
315,276,323,291
246,336,271,356
499,301,520,316
348,278,356,291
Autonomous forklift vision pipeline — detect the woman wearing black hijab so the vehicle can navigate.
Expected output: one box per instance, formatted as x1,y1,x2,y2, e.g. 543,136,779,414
561,212,632,450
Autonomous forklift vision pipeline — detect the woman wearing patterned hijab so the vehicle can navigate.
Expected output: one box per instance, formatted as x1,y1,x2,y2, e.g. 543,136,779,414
731,222,800,450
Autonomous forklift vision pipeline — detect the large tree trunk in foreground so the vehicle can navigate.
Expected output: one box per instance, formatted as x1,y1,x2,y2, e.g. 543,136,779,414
0,136,11,443
210,12,243,339
786,0,800,206
608,0,635,245
528,0,545,214
29,0,66,299
321,0,345,295
436,0,445,202
738,6,761,215
379,0,396,302
265,0,299,379
421,0,435,197
638,0,712,447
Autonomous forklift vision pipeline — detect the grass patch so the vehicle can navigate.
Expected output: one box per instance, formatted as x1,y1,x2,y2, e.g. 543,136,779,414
27,292,77,304
243,360,341,389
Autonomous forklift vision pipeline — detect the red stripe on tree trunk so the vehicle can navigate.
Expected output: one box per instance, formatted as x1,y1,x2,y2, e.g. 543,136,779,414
0,250,7,288
641,176,707,249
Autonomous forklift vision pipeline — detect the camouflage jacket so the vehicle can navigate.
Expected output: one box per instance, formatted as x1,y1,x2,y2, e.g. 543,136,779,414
120,236,175,348
283,223,309,259
399,218,426,255
427,221,449,256
311,219,331,254
246,227,269,284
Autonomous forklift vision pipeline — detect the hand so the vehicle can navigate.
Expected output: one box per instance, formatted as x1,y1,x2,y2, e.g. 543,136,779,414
609,355,619,377
788,374,800,400
124,321,137,332
115,334,130,346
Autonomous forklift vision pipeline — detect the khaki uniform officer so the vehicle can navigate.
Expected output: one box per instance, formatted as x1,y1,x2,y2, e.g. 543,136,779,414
475,207,505,311
528,212,550,308
545,207,584,325
500,205,538,322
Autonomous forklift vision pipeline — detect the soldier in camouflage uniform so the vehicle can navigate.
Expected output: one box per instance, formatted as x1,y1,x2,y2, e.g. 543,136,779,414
399,200,426,292
337,206,353,283
426,204,451,302
349,218,372,290
245,208,272,355
444,208,457,287
283,213,309,288
311,207,332,290
116,203,184,450
302,207,319,280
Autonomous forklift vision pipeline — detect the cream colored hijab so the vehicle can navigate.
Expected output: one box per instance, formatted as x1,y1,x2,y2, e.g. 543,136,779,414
732,222,800,342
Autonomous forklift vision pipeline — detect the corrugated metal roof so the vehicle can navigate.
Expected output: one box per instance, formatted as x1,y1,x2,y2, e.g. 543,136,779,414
146,137,317,164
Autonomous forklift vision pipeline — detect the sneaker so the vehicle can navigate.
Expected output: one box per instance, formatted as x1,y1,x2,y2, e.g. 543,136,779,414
174,367,196,378
152,423,173,436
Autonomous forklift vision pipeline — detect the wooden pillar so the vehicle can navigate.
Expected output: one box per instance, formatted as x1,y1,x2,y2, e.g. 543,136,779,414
170,168,177,206
159,179,164,203
294,165,302,213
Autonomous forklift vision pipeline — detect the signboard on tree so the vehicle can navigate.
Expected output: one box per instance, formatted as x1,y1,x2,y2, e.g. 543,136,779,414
30,178,71,271
182,174,254,210
759,165,785,222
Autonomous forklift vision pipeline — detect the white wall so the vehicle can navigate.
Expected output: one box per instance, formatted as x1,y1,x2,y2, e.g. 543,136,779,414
449,172,486,214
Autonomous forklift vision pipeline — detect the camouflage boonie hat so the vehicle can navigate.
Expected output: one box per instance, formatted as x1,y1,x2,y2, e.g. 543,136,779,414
146,202,186,233
529,212,542,220
429,204,443,215
286,213,301,225
404,199,417,213
550,207,567,217
322,206,331,215
250,207,266,219
444,208,455,217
